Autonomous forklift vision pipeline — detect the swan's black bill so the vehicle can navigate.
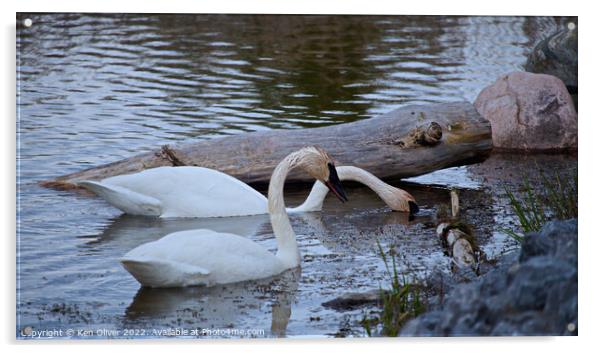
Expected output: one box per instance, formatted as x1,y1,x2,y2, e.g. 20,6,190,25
326,163,348,203
409,201,419,215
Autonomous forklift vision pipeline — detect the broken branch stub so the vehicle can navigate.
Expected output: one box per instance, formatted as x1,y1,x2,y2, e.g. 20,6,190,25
157,145,186,166
450,189,460,219
395,121,443,148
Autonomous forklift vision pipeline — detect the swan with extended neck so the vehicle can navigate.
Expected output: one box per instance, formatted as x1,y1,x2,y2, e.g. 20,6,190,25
120,146,348,287
79,165,417,218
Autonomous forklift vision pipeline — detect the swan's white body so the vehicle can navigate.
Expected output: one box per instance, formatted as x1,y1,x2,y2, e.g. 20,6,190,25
120,147,335,288
79,166,416,218
80,167,267,218
121,229,287,287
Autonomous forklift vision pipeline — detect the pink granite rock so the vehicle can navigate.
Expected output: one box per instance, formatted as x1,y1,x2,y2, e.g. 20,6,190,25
474,71,577,151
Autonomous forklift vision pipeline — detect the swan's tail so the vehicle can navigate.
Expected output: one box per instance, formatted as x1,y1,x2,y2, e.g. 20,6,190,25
78,180,162,216
120,258,211,288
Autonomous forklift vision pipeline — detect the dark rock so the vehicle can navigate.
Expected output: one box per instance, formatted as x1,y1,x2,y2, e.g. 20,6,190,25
422,250,518,308
403,312,443,334
491,311,556,336
506,256,575,311
525,26,578,94
520,219,577,264
400,219,577,336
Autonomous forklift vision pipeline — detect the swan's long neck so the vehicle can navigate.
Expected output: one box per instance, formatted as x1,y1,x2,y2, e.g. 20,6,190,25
286,181,328,213
338,166,410,209
288,166,405,213
339,166,391,193
269,152,303,268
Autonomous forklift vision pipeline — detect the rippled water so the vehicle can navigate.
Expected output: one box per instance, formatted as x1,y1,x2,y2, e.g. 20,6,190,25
16,13,573,338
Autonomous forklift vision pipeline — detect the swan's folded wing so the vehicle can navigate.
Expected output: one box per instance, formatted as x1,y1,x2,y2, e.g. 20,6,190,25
100,167,268,218
120,258,211,288
78,180,162,216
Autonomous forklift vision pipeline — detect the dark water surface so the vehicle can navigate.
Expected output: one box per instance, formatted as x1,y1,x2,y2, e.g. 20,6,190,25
17,14,574,338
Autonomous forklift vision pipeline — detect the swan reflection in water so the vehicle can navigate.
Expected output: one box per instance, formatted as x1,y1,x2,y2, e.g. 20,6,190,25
122,267,301,338
81,213,271,250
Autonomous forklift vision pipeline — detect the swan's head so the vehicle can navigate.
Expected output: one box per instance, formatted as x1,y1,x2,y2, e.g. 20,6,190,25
388,188,420,214
296,146,348,203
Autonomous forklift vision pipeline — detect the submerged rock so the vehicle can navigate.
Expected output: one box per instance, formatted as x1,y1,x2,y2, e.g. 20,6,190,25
321,289,382,311
474,71,577,151
400,219,577,336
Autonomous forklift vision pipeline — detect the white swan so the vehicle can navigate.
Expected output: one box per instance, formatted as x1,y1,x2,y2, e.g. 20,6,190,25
78,166,417,218
120,146,348,287
292,166,418,214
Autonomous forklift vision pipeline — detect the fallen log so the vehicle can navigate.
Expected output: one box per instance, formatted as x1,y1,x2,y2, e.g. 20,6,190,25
41,101,492,191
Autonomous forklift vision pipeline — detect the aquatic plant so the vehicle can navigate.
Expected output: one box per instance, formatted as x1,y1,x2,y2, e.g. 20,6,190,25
362,241,426,337
503,169,577,242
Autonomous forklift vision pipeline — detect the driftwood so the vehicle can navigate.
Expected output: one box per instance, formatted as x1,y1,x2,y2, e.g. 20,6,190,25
436,223,477,270
41,101,492,191
437,190,478,271
450,189,460,218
